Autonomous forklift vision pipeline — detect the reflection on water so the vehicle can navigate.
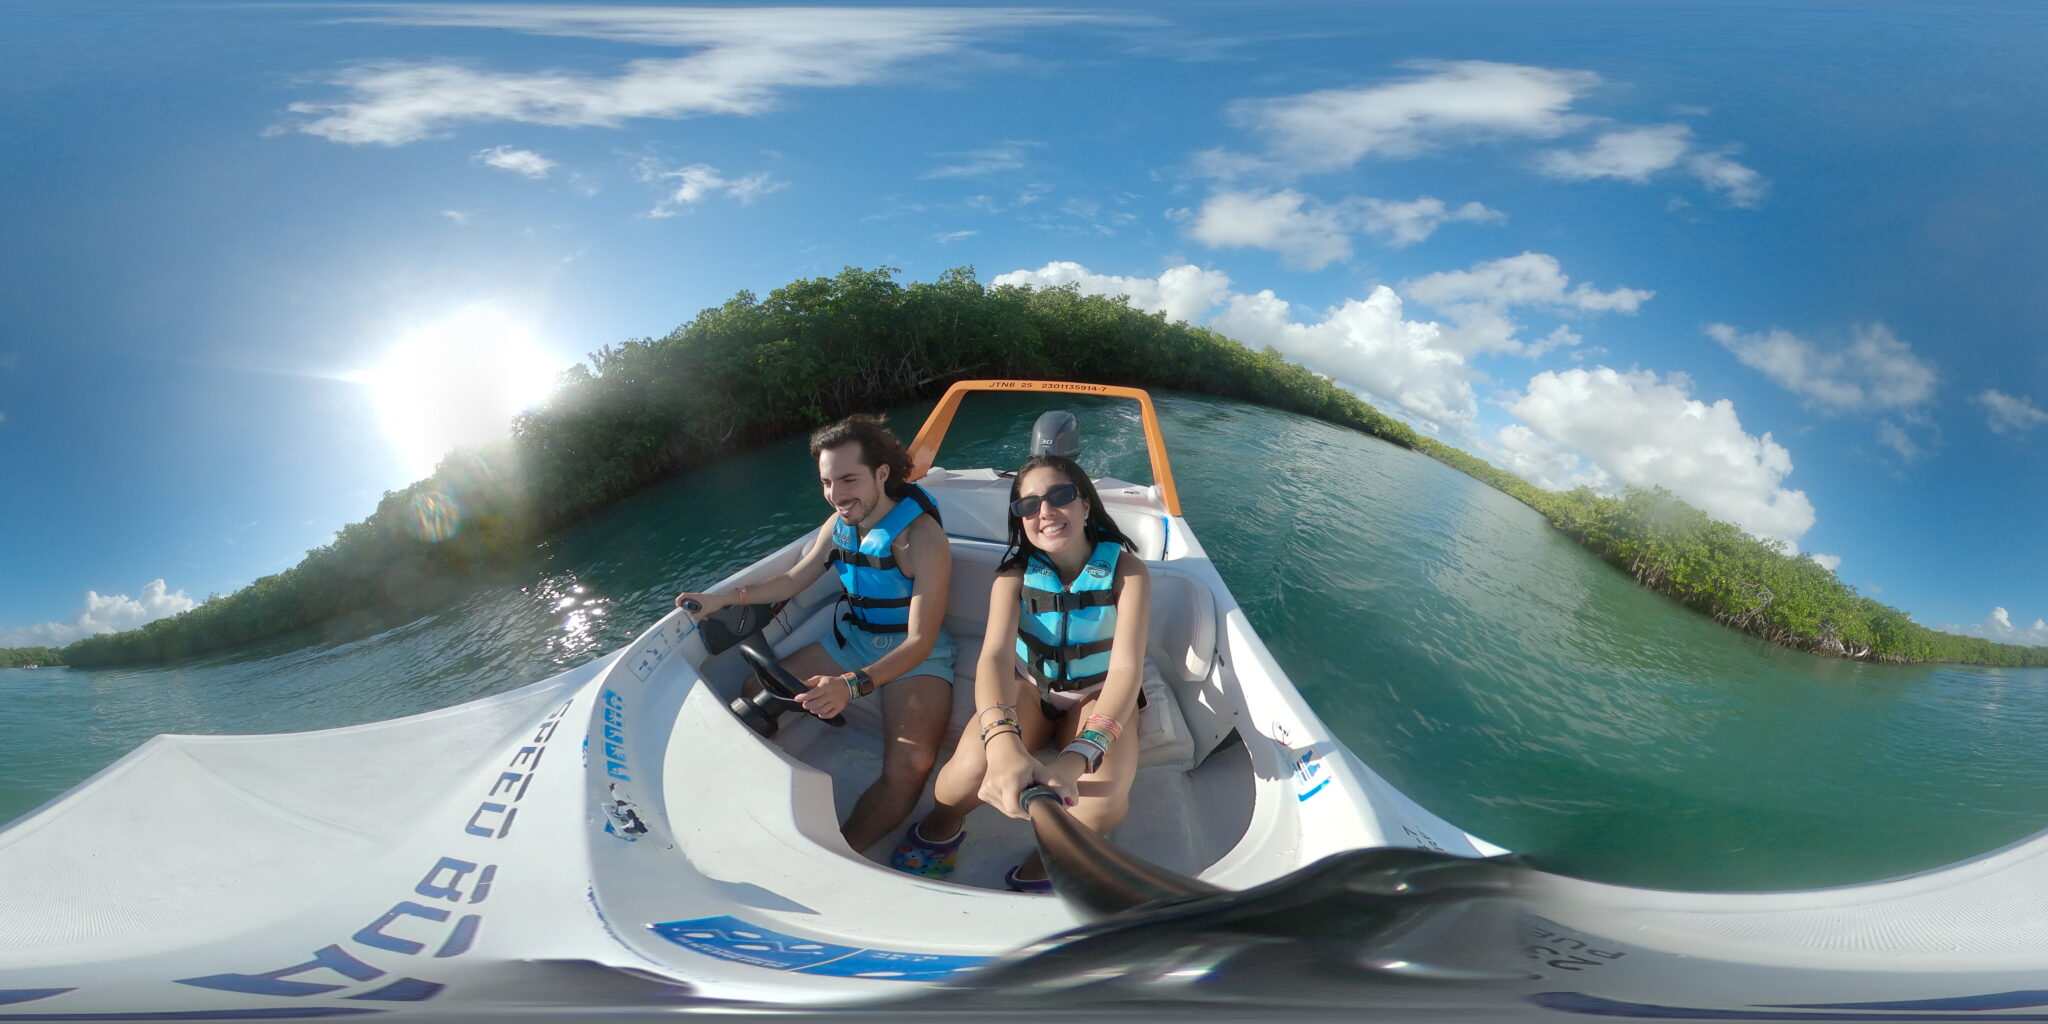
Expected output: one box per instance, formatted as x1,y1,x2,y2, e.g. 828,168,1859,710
5,391,2048,892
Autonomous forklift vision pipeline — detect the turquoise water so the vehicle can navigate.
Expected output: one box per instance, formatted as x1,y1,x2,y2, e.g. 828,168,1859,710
4,392,2044,891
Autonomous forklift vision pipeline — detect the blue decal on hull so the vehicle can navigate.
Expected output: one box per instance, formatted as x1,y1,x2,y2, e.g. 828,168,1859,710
651,916,987,981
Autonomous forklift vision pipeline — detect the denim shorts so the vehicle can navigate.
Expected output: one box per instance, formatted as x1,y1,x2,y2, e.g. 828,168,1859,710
828,621,956,686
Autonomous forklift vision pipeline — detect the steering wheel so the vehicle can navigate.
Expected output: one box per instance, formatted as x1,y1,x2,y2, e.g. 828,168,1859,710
734,634,847,729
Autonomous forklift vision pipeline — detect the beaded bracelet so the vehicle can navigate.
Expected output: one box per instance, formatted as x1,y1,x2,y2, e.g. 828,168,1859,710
978,717,1020,742
982,725,1022,745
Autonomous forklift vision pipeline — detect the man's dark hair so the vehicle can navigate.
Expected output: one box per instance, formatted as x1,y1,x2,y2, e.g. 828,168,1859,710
809,413,913,499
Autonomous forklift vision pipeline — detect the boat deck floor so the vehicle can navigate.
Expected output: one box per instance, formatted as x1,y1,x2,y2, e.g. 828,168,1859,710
772,673,1253,893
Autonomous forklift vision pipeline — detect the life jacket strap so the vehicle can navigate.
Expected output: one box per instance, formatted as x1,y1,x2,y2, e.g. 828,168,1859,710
828,548,900,572
1026,662,1110,692
1020,587,1116,615
832,594,911,646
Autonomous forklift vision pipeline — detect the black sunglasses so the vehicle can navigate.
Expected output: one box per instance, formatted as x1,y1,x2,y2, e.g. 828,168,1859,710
1010,482,1079,518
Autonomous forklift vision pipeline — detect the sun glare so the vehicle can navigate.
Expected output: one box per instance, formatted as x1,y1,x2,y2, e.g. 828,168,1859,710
362,306,561,480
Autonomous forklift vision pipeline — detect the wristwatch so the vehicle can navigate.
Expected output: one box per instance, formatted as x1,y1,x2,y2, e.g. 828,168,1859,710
846,668,875,699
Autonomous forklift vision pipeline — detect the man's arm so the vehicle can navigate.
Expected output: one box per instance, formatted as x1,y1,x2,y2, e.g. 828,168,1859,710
675,516,838,614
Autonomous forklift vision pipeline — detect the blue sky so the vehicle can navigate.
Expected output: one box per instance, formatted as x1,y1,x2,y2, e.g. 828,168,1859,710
2,1,2044,649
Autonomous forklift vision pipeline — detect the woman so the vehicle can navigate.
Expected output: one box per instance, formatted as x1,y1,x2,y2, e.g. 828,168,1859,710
890,454,1151,892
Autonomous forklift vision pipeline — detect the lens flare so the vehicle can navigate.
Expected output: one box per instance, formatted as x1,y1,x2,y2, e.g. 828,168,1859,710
409,490,462,543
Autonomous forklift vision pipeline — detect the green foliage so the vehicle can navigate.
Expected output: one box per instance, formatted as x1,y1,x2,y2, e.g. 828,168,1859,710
1481,484,2046,668
59,265,2046,670
63,267,1427,667
0,646,64,668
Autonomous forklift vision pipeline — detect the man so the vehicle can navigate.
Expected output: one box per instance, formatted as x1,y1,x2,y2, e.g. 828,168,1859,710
676,414,955,855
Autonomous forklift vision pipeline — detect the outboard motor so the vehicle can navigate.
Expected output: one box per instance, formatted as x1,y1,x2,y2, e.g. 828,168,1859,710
1030,410,1080,459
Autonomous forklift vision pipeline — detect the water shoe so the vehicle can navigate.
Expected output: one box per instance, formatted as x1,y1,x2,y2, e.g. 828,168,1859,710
889,821,963,879
1003,863,1054,894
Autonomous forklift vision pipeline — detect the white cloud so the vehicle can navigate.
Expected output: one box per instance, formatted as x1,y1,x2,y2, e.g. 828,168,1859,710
924,141,1036,179
1976,389,2048,435
285,7,1102,145
993,261,1479,432
1402,252,1652,356
1539,124,1691,182
440,209,474,225
1506,367,1817,548
992,261,1232,327
1180,189,1355,270
1357,196,1504,246
1537,125,1766,206
933,229,977,244
639,162,784,217
1708,322,1936,413
1197,60,1767,206
1489,423,1612,491
1810,553,1842,572
0,580,197,648
1178,190,1504,268
1214,60,1599,175
474,145,555,178
1208,286,1479,433
1687,151,1767,207
1958,607,2048,647
1876,419,1927,462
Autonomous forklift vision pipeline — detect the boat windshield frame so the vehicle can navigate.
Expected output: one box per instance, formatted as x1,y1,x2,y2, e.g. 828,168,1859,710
903,379,1182,516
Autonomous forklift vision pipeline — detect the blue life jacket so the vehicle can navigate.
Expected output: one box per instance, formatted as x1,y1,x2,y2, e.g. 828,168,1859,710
829,484,942,637
1016,540,1123,692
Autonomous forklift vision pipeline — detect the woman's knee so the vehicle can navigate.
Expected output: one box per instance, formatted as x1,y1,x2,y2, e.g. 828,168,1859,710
1068,794,1131,832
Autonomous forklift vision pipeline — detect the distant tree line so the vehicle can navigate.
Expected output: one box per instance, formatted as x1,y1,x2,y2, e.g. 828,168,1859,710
0,647,64,668
1411,438,2047,667
60,266,2046,669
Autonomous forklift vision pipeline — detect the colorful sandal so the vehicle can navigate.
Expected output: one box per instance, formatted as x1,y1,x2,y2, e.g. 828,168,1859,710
889,822,964,879
1003,863,1054,894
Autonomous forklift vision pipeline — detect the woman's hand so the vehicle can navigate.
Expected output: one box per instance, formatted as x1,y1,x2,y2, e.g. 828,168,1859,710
980,741,1077,819
673,590,730,618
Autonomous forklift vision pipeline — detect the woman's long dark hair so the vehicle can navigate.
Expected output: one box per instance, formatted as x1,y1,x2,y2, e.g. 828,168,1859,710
999,455,1137,574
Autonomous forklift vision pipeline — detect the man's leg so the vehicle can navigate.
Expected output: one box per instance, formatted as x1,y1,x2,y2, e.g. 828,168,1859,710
842,672,950,853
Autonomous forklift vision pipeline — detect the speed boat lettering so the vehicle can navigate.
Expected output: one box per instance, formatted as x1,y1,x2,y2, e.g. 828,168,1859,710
1400,824,1448,853
600,688,631,782
170,854,498,1003
650,917,988,981
466,699,571,839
